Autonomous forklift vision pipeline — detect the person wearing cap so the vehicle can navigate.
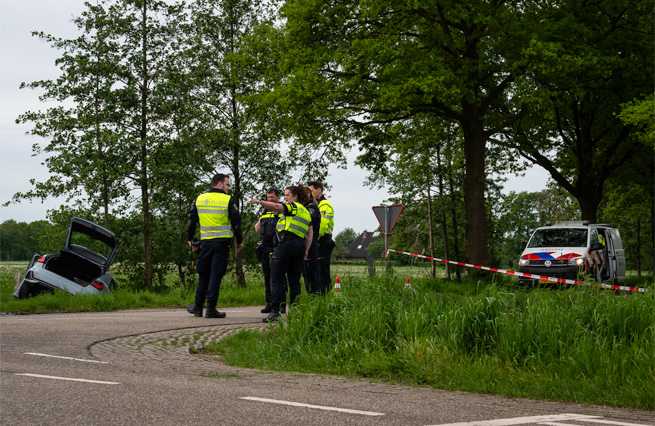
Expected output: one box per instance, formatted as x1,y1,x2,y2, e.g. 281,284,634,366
186,173,243,318
249,185,313,322
308,180,335,295
254,187,281,314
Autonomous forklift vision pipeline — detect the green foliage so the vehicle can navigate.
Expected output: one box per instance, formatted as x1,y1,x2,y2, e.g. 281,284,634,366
0,220,52,261
509,0,654,222
617,94,655,147
332,227,358,259
213,275,654,409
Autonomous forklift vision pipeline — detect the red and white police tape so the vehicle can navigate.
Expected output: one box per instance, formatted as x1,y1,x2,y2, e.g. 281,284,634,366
385,249,653,293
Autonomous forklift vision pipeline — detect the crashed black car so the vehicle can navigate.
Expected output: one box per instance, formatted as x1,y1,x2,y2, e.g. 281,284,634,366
13,217,120,299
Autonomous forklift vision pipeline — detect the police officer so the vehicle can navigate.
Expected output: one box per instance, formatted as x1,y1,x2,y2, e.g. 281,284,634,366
254,187,280,314
186,173,243,318
308,181,334,295
249,185,313,322
302,186,321,294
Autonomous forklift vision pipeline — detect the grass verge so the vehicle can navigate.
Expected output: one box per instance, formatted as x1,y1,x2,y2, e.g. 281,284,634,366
0,264,265,313
206,274,654,410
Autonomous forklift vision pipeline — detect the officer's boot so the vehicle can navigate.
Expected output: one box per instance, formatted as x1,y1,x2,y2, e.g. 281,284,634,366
205,301,226,318
261,303,272,313
186,303,203,317
262,307,280,323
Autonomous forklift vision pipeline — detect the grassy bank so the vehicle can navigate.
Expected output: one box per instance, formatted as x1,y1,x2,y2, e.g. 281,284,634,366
206,274,654,410
0,263,265,313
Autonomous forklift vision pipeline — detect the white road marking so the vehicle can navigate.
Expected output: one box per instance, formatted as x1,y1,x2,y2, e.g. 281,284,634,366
430,414,651,426
240,397,385,416
576,419,653,426
432,414,601,426
15,373,119,385
24,352,108,364
8,316,117,322
539,423,581,426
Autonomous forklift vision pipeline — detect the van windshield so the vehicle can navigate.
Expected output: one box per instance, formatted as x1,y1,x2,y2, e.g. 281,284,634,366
528,228,588,248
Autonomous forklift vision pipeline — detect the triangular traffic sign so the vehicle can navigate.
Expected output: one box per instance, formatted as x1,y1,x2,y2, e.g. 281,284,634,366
372,204,404,235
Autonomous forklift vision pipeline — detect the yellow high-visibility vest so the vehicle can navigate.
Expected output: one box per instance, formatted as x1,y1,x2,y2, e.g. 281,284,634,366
195,192,233,240
318,199,334,237
276,202,311,238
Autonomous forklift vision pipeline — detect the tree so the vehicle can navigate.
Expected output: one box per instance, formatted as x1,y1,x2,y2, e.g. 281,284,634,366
508,0,653,223
333,227,358,259
1,220,54,261
12,2,133,227
267,0,549,272
1,220,30,261
184,0,291,286
13,0,188,288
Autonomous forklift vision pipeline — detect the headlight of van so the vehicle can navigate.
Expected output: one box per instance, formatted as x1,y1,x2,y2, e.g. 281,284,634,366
519,259,529,267
567,257,584,266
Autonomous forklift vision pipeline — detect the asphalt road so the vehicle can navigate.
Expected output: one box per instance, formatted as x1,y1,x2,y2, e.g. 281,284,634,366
1,307,652,426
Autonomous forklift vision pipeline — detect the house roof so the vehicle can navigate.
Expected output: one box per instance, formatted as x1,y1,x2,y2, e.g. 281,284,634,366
346,230,383,258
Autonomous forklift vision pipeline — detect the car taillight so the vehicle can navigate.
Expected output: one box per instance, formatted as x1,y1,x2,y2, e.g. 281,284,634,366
37,256,46,263
90,281,104,290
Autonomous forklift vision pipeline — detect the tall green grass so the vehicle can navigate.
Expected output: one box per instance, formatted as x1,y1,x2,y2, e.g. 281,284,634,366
210,274,654,409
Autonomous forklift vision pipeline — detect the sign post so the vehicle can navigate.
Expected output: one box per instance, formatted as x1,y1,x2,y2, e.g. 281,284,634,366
372,204,404,272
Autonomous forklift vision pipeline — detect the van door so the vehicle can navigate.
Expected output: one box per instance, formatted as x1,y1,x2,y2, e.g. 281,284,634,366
606,229,626,283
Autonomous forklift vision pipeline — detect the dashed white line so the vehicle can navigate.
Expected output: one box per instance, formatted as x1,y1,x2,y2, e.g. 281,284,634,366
15,373,119,385
24,352,108,364
240,397,385,416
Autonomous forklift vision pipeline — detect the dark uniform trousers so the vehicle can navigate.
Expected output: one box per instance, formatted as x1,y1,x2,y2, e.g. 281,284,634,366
270,238,305,311
261,244,275,305
318,242,334,295
303,240,320,294
194,238,231,307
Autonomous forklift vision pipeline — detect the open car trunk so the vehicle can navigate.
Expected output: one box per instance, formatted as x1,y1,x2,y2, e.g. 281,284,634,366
43,250,104,287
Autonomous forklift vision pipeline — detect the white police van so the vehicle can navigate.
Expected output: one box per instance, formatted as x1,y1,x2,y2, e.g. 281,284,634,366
518,221,626,285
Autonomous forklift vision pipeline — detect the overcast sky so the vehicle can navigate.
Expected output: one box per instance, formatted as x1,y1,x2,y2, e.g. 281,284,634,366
0,0,550,235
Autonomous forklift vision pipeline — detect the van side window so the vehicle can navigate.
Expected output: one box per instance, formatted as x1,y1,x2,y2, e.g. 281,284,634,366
590,229,599,245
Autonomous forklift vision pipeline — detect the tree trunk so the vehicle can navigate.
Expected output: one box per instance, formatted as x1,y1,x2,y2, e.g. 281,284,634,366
235,246,245,287
178,195,187,288
636,220,641,277
425,171,436,278
461,117,489,274
447,154,462,281
651,195,655,279
177,262,186,288
140,0,153,289
437,145,451,280
576,188,600,223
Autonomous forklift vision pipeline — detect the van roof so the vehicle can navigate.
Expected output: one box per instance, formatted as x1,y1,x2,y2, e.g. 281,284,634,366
544,221,611,227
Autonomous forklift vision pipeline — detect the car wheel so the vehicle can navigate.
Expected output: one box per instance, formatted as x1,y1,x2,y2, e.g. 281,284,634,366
17,282,31,299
